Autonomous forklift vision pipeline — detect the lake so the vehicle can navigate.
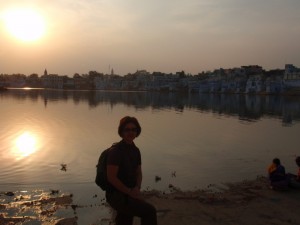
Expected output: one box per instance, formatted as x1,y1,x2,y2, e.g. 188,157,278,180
1,89,300,223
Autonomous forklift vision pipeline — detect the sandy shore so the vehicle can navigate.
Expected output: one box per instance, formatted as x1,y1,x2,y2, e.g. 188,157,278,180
1,176,300,225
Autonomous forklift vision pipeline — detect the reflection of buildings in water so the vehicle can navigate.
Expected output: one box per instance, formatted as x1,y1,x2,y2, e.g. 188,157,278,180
3,89,300,125
44,97,48,108
282,113,293,125
244,95,262,120
265,95,283,113
281,97,300,125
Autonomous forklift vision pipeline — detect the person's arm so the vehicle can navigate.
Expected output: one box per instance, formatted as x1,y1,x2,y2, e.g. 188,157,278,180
107,165,142,199
107,165,132,195
128,165,143,200
135,165,142,189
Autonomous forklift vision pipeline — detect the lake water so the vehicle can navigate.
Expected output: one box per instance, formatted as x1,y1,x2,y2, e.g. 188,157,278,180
1,89,300,223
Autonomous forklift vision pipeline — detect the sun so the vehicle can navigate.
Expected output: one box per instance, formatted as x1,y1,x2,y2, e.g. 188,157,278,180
3,8,46,42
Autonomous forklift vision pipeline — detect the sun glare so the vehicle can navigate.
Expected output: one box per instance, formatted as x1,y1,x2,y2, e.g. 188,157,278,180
14,132,38,159
3,8,46,42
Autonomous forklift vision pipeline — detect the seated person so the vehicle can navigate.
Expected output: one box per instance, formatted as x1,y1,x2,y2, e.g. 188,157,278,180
288,156,300,188
296,156,300,181
267,158,288,190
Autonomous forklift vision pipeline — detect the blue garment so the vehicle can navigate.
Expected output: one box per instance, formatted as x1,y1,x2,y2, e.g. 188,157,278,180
269,165,286,182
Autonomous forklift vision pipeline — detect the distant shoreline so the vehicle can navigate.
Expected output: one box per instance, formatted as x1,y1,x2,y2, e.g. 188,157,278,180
3,87,300,96
2,64,300,95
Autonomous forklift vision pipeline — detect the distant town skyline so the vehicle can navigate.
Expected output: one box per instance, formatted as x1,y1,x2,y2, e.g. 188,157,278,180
0,63,294,77
1,0,299,76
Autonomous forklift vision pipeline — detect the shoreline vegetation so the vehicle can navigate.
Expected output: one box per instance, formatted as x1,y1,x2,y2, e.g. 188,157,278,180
1,176,299,225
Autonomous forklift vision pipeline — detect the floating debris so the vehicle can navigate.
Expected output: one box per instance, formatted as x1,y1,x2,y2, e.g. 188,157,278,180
60,163,67,172
168,184,174,189
71,204,78,214
71,204,78,210
171,171,176,177
50,189,60,195
155,176,161,182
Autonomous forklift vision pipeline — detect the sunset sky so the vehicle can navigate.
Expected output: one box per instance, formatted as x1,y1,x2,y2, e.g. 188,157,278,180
1,0,299,76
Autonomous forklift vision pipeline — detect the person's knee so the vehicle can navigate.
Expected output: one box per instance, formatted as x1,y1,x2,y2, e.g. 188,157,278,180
139,202,158,225
146,203,157,217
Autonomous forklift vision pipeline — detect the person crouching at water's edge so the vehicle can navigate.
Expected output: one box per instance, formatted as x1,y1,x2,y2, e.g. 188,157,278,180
106,116,157,225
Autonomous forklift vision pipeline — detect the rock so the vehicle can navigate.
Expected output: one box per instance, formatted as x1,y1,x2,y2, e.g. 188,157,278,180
5,192,14,196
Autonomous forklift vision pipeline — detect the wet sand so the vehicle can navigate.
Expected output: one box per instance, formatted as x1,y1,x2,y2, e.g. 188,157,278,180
1,176,300,225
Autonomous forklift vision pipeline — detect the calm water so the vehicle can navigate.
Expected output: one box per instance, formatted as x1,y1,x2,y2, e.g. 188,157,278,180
1,89,300,223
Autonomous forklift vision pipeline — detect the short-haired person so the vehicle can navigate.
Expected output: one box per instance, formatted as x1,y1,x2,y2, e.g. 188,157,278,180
267,158,288,190
106,116,157,225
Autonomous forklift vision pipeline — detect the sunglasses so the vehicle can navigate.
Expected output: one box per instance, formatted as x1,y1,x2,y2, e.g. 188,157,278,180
123,128,138,133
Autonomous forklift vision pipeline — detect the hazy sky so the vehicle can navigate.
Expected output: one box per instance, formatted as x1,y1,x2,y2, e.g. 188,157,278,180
1,0,299,76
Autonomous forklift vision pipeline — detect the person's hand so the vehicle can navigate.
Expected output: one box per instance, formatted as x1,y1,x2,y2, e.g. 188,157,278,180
129,186,143,200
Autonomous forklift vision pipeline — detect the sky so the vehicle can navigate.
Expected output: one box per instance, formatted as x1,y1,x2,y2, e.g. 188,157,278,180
0,0,300,76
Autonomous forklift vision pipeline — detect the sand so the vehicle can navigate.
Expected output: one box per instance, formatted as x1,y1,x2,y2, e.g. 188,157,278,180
1,176,300,225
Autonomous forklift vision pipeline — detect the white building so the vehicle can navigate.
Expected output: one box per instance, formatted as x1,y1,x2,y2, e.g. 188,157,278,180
41,74,63,89
283,64,300,90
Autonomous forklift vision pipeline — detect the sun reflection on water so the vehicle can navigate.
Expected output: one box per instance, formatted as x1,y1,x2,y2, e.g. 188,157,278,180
14,132,38,160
